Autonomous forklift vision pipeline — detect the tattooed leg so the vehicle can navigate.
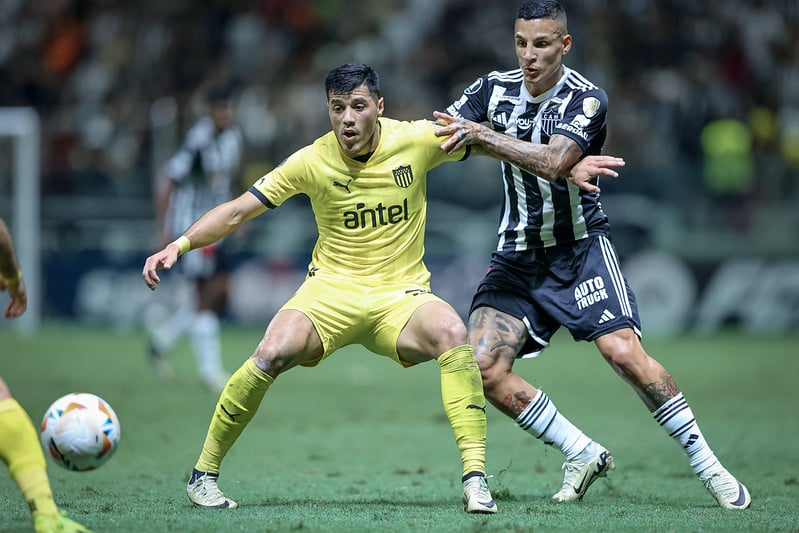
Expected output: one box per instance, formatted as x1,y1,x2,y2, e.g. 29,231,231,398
467,307,539,418
640,373,680,410
594,330,747,499
595,328,680,411
469,308,614,494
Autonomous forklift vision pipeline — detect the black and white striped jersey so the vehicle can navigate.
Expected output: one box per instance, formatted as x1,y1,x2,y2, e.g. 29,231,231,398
163,116,244,238
446,66,610,251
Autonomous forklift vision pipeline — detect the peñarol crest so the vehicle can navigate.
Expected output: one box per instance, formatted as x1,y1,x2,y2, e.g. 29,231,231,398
392,165,414,188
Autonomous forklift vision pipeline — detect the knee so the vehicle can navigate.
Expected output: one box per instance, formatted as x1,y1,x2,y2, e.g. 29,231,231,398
250,341,293,377
598,333,649,375
434,318,469,353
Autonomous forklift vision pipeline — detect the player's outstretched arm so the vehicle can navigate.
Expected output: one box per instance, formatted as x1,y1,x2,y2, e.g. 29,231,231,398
434,110,564,178
142,191,267,291
434,110,624,192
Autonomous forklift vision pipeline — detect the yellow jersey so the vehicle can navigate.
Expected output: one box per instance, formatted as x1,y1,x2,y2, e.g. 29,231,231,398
249,117,468,285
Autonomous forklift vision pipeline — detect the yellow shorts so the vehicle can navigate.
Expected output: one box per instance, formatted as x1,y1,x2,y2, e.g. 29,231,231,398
281,271,442,367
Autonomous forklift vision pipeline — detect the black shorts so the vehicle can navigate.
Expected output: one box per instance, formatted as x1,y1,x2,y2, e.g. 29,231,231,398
469,234,641,357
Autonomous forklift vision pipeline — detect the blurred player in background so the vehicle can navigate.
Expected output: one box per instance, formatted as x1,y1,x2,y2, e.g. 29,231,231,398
0,218,90,533
147,86,245,393
142,63,619,514
434,0,750,510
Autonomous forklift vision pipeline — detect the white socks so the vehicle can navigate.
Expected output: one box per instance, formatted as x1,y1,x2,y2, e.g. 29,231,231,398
653,393,719,475
151,307,226,386
516,390,592,461
191,310,224,381
151,307,196,353
517,390,720,476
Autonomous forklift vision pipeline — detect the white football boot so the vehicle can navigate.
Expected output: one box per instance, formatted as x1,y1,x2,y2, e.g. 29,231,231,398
700,466,751,509
187,468,238,509
462,474,498,514
552,444,615,502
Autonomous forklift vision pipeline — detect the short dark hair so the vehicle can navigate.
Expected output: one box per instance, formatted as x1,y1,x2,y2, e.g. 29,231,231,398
324,63,381,100
207,85,233,105
517,0,566,21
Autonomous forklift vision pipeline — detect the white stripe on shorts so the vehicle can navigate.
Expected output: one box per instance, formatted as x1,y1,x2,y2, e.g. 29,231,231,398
598,235,632,318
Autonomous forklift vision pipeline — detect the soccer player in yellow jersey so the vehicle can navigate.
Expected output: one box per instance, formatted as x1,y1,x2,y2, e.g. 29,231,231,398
142,63,621,514
0,218,90,533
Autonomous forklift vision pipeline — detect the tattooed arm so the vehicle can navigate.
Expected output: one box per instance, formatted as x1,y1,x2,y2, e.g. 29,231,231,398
476,128,582,181
433,110,624,193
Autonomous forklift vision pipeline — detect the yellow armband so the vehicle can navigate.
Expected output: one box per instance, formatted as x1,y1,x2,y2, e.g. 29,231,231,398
170,236,191,256
1,269,22,285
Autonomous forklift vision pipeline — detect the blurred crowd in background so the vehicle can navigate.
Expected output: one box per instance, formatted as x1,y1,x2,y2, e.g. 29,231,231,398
0,0,797,261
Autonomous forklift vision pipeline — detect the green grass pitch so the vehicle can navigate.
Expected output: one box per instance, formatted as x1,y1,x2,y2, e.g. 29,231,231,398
1,324,797,532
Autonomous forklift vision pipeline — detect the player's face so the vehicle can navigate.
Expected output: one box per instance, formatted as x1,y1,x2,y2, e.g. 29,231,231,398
210,101,235,130
328,84,384,158
514,16,572,96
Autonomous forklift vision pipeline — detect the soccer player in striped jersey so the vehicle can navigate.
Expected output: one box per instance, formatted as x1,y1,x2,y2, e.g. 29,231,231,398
142,59,621,515
143,62,615,514
434,0,750,510
147,86,245,393
0,218,90,533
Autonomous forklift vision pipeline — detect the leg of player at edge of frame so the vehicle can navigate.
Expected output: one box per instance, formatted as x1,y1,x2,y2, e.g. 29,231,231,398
0,379,92,533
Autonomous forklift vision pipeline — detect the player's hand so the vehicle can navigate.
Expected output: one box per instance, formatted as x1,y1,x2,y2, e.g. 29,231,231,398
567,155,626,193
142,244,181,291
433,110,479,155
0,277,27,318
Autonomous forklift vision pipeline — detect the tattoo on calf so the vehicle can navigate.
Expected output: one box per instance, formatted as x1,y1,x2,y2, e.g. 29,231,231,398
503,391,532,417
642,373,680,408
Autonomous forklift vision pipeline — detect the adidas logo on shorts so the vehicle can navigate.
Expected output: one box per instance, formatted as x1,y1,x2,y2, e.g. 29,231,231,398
597,309,616,324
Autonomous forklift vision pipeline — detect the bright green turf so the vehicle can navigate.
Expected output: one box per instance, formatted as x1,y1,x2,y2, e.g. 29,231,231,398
1,324,797,532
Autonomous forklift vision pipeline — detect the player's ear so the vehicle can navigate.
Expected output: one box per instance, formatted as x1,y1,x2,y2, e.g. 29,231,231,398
377,97,384,117
562,34,572,55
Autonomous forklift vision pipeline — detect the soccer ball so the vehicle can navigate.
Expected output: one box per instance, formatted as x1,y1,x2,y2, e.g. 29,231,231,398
40,392,121,472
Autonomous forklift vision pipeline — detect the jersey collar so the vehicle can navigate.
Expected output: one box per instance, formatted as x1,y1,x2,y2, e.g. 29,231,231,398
521,66,571,104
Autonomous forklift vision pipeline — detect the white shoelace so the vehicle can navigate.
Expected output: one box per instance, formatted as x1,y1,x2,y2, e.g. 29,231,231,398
195,475,226,502
465,475,492,501
560,461,584,484
702,470,737,498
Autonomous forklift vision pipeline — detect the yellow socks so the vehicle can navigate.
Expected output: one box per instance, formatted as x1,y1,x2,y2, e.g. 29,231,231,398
194,349,485,478
437,345,487,478
195,359,274,473
0,398,59,518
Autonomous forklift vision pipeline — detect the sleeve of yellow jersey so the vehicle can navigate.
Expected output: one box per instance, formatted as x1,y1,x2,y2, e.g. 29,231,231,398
248,148,310,208
420,119,470,169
